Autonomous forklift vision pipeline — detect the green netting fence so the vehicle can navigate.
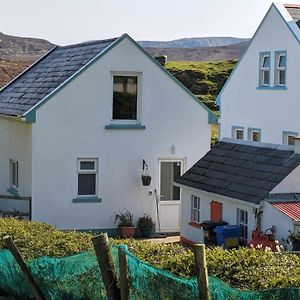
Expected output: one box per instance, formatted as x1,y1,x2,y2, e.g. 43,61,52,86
1,245,300,300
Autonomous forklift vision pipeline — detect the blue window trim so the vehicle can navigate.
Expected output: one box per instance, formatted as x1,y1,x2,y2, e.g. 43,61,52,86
282,131,298,145
72,197,102,203
258,51,271,88
274,50,287,88
231,125,244,140
7,186,19,196
105,124,146,130
247,127,261,142
256,86,287,90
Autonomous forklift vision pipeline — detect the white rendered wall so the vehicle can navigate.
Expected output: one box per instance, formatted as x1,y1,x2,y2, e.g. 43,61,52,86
220,5,300,144
31,37,211,230
181,187,257,243
271,165,300,193
260,201,293,245
0,117,31,211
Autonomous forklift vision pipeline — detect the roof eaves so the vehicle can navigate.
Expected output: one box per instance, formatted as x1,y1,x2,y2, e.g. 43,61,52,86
122,34,218,124
23,36,124,123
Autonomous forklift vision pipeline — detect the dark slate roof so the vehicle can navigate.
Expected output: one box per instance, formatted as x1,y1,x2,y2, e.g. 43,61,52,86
0,37,118,116
285,4,300,28
176,139,300,205
267,193,300,203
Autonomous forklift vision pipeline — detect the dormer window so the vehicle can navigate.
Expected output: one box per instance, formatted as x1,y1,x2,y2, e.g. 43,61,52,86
112,74,140,121
259,53,270,86
275,52,286,86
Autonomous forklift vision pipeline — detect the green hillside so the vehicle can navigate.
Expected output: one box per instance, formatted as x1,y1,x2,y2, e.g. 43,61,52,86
166,60,236,113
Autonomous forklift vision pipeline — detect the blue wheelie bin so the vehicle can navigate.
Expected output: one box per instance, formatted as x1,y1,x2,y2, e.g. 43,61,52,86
214,225,241,248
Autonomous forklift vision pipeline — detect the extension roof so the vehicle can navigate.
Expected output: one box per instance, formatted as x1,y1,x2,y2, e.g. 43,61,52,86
0,33,217,124
284,4,300,26
176,139,300,205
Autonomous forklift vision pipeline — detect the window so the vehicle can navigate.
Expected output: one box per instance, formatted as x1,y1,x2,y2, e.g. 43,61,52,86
112,75,138,121
232,126,244,140
9,159,18,188
77,159,98,196
191,195,200,223
275,52,286,86
248,128,261,142
283,131,298,145
259,53,270,86
237,208,248,240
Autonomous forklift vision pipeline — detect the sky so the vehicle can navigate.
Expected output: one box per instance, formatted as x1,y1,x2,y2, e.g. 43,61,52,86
1,0,300,45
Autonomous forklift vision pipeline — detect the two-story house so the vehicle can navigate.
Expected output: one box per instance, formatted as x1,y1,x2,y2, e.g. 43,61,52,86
0,34,216,234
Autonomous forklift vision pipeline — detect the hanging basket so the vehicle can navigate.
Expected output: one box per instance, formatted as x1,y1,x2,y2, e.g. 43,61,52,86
141,175,152,186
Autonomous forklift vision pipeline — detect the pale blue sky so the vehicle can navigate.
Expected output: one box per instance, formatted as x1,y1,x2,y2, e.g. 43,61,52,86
1,0,300,45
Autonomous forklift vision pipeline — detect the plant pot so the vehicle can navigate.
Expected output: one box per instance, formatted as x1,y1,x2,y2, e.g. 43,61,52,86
141,175,152,186
140,226,155,238
119,226,135,238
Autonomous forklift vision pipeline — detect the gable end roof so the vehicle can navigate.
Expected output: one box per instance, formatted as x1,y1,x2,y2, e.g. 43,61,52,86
0,34,217,124
176,139,300,205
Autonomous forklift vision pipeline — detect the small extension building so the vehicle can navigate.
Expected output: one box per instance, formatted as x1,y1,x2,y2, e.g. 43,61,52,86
177,138,300,245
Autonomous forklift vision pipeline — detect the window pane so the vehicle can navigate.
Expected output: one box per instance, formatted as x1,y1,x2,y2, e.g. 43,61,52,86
262,56,270,68
278,55,286,68
288,135,296,145
78,174,96,195
236,129,243,140
113,76,137,120
252,131,260,142
80,161,95,170
263,70,270,85
279,70,285,85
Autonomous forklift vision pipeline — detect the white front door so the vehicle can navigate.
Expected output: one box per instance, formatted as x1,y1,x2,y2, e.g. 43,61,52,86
157,159,184,232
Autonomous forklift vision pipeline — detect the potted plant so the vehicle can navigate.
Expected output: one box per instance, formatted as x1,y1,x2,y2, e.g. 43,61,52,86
141,159,152,186
286,230,300,251
137,214,155,238
113,210,135,238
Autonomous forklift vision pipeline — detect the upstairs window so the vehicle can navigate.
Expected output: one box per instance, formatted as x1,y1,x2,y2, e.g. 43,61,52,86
259,53,270,86
112,75,138,121
232,126,244,140
248,128,261,142
191,195,200,223
9,159,18,189
275,52,286,86
283,131,298,146
77,159,98,196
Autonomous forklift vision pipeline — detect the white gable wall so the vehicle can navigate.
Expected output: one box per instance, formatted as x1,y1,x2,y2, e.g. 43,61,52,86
271,165,300,193
31,37,211,230
220,4,300,144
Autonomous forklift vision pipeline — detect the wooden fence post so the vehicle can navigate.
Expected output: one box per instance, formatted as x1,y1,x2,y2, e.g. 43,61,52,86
3,235,45,300
194,244,210,300
118,246,129,300
92,233,121,300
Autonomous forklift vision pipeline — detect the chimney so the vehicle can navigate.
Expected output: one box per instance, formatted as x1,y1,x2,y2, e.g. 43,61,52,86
293,136,300,154
155,55,167,66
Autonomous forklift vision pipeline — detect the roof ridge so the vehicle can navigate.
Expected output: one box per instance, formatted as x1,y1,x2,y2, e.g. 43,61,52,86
58,37,119,49
284,4,300,8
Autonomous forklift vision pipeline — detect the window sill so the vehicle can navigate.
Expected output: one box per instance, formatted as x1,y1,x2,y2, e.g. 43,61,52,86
72,197,102,203
7,187,19,196
256,86,287,90
189,222,202,229
105,124,146,130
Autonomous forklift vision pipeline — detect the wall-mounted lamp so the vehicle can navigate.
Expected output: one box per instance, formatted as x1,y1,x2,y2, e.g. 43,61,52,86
141,159,152,186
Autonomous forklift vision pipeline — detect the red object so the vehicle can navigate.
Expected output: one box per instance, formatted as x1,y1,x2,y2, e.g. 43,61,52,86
188,222,201,229
248,228,277,251
210,201,222,221
271,202,300,221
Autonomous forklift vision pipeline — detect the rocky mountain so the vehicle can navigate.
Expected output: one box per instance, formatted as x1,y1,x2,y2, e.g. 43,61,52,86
139,37,250,48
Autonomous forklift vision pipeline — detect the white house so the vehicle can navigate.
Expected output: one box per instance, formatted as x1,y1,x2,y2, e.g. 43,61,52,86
0,34,217,234
176,138,300,245
218,3,300,146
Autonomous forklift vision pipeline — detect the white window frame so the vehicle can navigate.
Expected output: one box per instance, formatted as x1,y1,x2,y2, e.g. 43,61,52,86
260,53,271,86
77,158,98,197
275,52,286,87
191,195,201,223
237,208,248,240
111,72,142,124
283,131,298,145
9,159,18,189
232,126,244,140
248,128,261,142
